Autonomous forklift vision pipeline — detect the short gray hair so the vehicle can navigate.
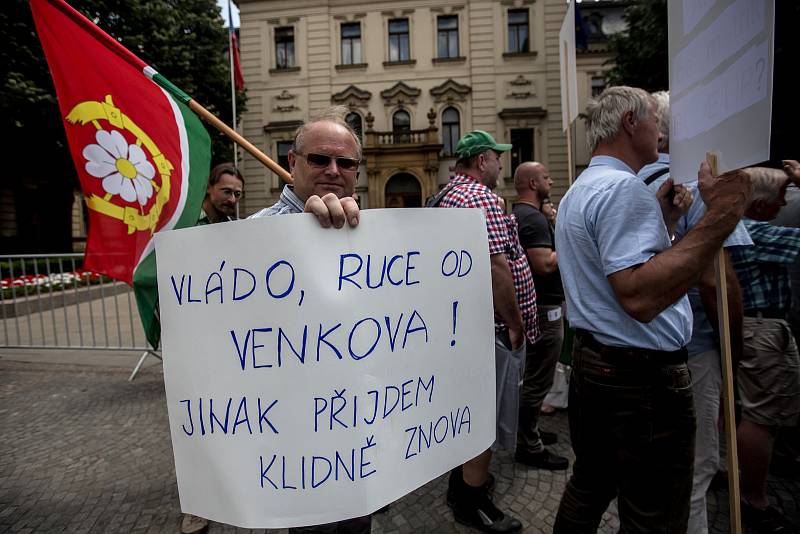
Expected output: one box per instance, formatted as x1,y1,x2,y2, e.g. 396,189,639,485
748,167,790,203
585,86,653,153
651,91,670,151
293,105,363,160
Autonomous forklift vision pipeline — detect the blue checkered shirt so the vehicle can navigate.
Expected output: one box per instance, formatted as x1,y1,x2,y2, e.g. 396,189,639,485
248,185,305,218
731,219,800,311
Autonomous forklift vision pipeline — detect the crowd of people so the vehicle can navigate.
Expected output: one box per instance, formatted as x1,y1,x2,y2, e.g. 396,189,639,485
180,89,799,534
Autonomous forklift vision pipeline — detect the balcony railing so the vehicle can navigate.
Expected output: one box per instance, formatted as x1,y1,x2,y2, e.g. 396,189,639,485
365,127,438,147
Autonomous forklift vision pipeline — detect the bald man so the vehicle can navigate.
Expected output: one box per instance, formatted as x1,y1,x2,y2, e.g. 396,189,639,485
512,162,569,471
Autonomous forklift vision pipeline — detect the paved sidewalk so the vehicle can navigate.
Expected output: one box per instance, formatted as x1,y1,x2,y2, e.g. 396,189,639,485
1,357,798,534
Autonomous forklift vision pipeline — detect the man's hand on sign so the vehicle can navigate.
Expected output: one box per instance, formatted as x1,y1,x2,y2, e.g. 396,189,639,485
697,161,753,225
656,178,693,235
305,193,360,229
783,159,800,186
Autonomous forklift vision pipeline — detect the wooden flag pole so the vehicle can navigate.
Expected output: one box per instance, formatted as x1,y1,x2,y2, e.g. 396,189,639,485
188,99,293,184
227,0,238,169
706,152,742,534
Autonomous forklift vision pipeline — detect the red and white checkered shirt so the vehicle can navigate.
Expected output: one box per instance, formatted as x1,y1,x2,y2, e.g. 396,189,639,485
438,174,539,343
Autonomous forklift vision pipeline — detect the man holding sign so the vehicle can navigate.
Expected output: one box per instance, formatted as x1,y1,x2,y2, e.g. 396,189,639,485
637,90,752,534
553,86,752,533
249,106,366,534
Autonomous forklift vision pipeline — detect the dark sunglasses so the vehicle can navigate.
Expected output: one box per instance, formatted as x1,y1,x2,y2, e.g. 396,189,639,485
295,151,360,172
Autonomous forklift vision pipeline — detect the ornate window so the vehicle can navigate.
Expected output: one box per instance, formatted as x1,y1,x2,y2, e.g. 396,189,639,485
345,112,363,142
441,107,460,157
392,110,411,143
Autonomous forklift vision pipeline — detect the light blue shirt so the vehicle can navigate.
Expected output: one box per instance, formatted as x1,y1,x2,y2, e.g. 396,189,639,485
556,155,692,350
639,154,752,357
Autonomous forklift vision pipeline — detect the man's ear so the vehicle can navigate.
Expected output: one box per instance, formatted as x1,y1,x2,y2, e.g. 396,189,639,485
621,110,636,136
288,150,297,173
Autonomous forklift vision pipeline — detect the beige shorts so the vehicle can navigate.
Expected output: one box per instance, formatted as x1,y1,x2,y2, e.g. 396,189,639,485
739,316,800,427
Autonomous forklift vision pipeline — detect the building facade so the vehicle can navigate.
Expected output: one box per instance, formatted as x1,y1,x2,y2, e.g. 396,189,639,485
234,0,624,214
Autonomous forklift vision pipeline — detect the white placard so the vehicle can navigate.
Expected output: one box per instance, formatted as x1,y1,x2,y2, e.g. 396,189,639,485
559,1,579,131
668,0,774,183
682,0,716,35
155,208,496,528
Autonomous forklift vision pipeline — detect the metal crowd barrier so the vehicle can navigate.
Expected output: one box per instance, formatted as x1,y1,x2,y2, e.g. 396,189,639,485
0,254,160,380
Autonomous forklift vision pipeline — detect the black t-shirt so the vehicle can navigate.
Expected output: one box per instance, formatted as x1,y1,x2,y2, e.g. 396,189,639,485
512,202,564,305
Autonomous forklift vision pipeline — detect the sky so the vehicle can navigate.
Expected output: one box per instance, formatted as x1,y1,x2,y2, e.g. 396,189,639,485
217,0,240,28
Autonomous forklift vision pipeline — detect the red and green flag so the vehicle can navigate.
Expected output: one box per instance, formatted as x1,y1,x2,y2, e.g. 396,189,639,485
30,0,211,349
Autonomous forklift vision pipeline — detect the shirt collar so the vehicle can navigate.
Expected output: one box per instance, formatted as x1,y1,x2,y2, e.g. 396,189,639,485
587,155,636,175
198,207,232,224
451,173,481,185
280,184,306,212
657,153,670,164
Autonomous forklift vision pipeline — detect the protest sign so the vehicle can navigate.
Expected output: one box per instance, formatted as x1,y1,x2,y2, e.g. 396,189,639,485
559,0,579,132
155,208,496,528
668,0,774,183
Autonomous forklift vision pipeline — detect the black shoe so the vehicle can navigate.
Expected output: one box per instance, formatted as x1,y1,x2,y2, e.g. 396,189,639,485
447,470,496,507
452,484,522,533
741,501,799,534
515,448,569,470
539,430,558,445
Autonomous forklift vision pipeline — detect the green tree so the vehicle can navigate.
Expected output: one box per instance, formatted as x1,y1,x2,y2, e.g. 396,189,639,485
0,0,245,253
605,0,668,92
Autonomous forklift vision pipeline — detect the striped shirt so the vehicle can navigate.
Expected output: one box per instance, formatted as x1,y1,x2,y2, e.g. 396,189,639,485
438,174,539,343
249,185,305,218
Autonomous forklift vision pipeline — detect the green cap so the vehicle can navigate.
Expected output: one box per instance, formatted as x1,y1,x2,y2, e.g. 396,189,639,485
454,130,512,158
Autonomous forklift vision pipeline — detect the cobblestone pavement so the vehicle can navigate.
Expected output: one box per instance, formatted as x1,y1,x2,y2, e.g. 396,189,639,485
1,360,798,534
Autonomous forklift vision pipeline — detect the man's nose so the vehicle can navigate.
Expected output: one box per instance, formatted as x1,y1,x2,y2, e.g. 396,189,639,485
324,159,341,175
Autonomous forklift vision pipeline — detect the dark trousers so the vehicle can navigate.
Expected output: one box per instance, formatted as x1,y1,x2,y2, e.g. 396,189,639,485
288,516,371,534
517,304,563,453
554,333,695,534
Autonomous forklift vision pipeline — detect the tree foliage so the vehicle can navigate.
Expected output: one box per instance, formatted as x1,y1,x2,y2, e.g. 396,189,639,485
0,0,245,252
605,0,668,92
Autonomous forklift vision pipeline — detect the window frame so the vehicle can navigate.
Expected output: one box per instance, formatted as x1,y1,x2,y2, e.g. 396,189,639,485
392,109,411,143
274,26,296,69
345,112,363,143
340,22,362,65
441,107,460,157
437,15,459,59
507,8,529,53
388,18,411,62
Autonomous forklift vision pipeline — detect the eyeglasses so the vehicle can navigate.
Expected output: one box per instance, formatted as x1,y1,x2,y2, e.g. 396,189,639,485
295,151,360,172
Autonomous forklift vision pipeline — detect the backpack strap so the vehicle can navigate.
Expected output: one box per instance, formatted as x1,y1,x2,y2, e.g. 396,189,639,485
426,181,460,207
643,167,670,186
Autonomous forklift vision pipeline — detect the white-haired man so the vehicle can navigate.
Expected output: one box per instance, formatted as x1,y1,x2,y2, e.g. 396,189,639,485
553,86,752,533
637,90,752,534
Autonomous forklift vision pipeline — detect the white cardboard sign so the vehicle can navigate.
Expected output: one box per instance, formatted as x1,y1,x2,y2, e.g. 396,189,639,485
559,0,579,131
668,0,774,183
154,208,496,528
